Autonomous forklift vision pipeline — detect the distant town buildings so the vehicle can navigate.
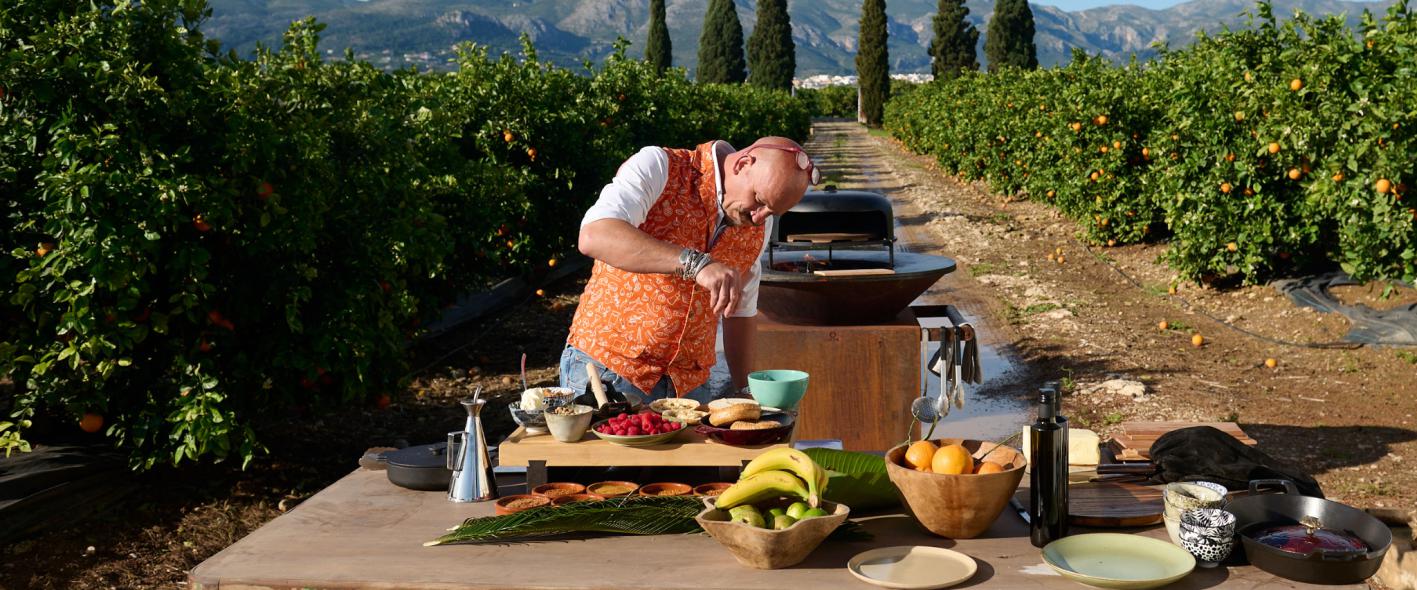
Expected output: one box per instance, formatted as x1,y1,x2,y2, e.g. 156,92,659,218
795,72,933,89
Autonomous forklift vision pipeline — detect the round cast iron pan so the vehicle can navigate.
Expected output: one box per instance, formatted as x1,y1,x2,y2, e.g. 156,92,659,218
380,443,453,492
1228,479,1391,585
695,412,794,446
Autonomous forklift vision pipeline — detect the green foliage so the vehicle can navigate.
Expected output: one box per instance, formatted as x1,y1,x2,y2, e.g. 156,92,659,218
697,0,746,84
0,1,809,469
929,0,979,80
795,86,858,118
856,0,890,127
985,0,1038,71
886,1,1417,286
747,0,795,91
645,0,671,74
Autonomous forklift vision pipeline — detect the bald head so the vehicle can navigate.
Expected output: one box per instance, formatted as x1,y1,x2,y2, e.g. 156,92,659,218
722,136,814,227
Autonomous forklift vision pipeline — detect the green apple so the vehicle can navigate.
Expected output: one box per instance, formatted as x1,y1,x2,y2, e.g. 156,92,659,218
772,514,798,530
785,501,810,520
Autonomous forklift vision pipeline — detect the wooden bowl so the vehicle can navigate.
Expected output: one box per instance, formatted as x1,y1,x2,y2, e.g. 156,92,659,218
531,482,586,499
586,481,640,498
695,498,850,569
637,482,693,497
693,482,734,497
551,493,606,506
494,494,551,515
885,438,1026,539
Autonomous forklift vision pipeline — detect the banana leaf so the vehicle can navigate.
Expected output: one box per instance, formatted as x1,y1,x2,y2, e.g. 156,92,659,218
426,495,872,546
803,448,900,511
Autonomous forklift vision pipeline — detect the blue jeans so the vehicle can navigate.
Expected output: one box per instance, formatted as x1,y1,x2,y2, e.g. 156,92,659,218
559,344,715,406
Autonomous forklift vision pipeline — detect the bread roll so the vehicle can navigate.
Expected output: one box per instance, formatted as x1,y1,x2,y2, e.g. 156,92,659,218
709,402,760,426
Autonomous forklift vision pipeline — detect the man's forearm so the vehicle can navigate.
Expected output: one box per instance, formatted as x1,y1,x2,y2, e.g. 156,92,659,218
578,218,683,274
723,315,757,391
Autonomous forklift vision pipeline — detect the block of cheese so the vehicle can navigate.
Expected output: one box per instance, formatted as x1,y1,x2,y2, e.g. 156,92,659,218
1021,426,1101,466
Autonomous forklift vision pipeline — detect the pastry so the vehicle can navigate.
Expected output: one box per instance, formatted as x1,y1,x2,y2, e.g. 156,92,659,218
709,402,761,426
730,420,781,430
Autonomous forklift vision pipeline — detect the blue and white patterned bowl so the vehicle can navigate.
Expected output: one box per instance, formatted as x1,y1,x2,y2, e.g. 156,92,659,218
1178,508,1236,566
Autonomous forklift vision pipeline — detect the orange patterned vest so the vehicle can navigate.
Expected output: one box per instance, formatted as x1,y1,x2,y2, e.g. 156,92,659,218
568,142,766,396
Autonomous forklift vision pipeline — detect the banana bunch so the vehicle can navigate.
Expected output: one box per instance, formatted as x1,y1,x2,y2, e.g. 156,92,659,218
715,447,828,510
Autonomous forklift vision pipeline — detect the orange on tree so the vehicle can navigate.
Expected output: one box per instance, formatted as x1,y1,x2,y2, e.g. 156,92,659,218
1094,115,1108,126
1290,78,1303,92
904,440,938,471
193,214,211,232
1225,152,1236,162
526,147,538,161
79,413,104,434
547,258,558,268
1220,182,1232,194
1376,178,1392,194
36,242,54,257
1333,171,1345,182
1268,142,1281,154
1142,147,1151,159
535,288,546,297
503,130,514,143
1113,140,1122,150
1226,242,1238,252
1288,168,1302,180
932,443,974,475
1100,145,1109,154
1234,111,1245,122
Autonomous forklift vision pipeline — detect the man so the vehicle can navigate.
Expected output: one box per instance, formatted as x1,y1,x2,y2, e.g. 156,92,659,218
560,137,817,404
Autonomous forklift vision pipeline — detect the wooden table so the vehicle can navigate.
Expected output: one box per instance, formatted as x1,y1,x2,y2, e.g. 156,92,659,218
188,469,1362,590
498,427,788,488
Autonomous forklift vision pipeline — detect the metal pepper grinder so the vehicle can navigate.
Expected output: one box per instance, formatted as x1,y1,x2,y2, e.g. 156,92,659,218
447,396,497,502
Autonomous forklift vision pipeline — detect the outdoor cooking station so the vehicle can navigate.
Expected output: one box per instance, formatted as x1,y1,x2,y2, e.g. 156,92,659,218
750,188,959,451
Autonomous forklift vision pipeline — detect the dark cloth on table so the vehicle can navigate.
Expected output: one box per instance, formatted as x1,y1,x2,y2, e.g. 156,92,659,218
1148,426,1324,498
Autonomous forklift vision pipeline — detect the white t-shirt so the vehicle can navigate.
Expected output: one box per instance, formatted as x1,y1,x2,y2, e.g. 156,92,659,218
581,142,770,318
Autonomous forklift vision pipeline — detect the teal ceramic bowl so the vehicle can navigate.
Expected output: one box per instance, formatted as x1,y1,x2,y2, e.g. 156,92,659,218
1043,533,1195,590
747,370,810,409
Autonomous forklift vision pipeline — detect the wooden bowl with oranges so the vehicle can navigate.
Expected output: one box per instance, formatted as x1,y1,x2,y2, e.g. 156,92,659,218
885,438,1026,539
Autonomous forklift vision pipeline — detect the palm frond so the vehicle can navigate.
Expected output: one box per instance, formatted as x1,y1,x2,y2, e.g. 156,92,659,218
425,496,704,546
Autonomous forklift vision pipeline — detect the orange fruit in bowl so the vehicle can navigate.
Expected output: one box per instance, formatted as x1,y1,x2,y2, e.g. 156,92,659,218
931,443,973,475
975,461,1007,475
904,440,938,471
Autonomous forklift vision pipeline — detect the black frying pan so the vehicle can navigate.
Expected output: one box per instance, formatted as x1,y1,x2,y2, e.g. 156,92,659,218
379,443,452,491
1228,479,1391,585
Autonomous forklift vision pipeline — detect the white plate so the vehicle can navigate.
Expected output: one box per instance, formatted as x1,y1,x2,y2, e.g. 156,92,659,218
848,546,978,590
707,398,759,411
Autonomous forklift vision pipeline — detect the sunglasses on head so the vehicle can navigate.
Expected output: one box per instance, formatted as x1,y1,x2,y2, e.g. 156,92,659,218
732,144,821,185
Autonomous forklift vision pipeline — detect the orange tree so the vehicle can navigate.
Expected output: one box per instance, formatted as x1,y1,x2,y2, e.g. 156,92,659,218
885,0,1415,286
0,1,809,467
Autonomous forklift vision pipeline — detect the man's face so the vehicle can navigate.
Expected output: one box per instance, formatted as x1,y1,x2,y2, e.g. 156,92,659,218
724,156,808,227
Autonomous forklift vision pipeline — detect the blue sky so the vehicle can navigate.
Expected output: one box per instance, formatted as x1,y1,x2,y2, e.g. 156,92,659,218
1032,0,1189,10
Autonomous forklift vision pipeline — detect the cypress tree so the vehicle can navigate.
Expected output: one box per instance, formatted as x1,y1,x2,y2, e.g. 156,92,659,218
697,0,746,83
929,0,979,80
646,0,672,74
855,0,889,126
984,0,1038,71
747,0,796,91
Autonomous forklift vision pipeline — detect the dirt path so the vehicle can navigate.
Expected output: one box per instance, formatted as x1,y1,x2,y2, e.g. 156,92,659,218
808,120,1417,512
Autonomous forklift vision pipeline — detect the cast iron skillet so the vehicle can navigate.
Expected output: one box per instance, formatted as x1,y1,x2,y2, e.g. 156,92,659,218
1228,479,1390,585
379,443,453,491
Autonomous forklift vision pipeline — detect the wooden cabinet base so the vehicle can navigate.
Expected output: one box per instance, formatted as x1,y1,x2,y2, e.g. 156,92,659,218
751,311,919,452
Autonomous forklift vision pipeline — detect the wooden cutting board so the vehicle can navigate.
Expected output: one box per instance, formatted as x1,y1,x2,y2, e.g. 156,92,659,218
1110,421,1256,461
1015,481,1164,528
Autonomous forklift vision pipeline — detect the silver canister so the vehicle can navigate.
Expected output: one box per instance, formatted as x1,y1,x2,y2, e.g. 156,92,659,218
447,397,497,502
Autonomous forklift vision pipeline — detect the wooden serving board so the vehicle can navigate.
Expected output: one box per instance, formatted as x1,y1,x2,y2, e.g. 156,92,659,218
497,426,787,468
1018,481,1164,528
1110,421,1256,461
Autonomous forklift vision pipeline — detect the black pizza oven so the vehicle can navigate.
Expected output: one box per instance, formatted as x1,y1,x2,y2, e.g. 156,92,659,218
758,188,955,325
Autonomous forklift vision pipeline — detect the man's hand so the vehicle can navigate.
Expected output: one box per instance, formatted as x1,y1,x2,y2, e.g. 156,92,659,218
695,262,741,317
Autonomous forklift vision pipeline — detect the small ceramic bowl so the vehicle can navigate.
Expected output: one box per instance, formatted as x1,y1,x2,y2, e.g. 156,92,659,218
1178,508,1237,566
531,482,586,499
495,494,551,515
1190,481,1230,503
544,404,594,442
638,482,693,497
694,482,735,497
587,481,640,498
1164,482,1224,520
551,493,606,506
508,406,547,435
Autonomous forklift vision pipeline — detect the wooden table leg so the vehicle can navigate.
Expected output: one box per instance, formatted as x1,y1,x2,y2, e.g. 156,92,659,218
527,461,548,490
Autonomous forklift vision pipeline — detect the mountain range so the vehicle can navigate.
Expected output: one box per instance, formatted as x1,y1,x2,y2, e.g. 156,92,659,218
201,0,1398,74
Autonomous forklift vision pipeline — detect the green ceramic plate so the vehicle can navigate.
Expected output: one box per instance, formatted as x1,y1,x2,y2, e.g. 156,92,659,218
589,420,685,447
1042,533,1195,590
